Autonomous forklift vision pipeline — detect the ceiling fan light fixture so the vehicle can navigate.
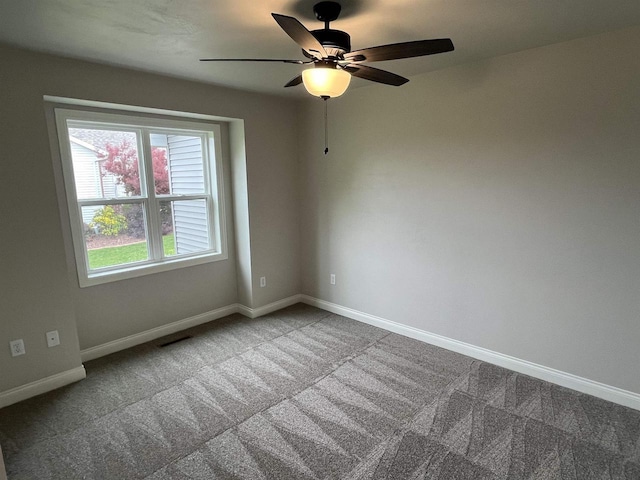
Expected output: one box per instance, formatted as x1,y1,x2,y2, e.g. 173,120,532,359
302,66,351,98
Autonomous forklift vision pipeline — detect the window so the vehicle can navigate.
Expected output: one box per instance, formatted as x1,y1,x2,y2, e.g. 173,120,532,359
54,108,227,287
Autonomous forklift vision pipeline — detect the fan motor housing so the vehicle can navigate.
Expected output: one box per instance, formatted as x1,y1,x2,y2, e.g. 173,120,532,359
311,29,351,57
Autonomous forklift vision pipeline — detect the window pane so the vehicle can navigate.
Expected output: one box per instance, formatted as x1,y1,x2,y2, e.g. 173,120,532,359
55,108,226,287
160,200,210,257
68,127,141,199
83,204,148,269
152,133,205,195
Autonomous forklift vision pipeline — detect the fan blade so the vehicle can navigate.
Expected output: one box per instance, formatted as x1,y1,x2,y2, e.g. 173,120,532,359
345,38,454,63
284,74,303,88
200,58,312,64
344,64,409,86
272,13,327,58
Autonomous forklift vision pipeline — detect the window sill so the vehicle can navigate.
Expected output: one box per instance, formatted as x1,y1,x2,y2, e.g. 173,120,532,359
79,251,228,287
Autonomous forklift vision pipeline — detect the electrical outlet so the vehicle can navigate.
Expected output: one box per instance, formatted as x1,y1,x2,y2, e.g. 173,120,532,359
10,339,25,357
330,274,336,285
46,330,60,347
260,276,267,288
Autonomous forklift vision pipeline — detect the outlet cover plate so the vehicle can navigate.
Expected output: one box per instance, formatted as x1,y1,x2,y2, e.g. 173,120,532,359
46,330,60,347
10,339,25,357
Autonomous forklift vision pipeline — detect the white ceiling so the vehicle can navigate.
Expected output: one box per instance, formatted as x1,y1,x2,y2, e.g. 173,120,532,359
2,0,640,97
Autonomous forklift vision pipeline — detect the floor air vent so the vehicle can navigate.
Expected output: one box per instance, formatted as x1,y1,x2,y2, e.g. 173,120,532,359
158,336,192,347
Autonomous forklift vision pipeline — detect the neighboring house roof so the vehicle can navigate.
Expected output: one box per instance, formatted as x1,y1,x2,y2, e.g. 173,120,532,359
68,136,107,157
68,128,136,154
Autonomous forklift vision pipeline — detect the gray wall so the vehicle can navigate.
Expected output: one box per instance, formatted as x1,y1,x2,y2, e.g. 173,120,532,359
3,24,639,400
299,26,640,394
0,44,302,392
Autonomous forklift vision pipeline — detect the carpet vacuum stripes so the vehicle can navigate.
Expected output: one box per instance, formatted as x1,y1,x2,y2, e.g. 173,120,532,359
1,304,639,479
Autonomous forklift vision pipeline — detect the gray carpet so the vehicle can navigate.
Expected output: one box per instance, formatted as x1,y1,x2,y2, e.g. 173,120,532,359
1,304,639,479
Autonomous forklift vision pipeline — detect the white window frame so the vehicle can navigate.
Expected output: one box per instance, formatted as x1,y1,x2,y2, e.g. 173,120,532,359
54,108,227,287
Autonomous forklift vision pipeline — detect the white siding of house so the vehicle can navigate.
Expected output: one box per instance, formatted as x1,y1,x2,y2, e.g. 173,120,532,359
100,167,119,198
166,135,210,254
70,139,121,226
71,142,101,198
70,141,102,225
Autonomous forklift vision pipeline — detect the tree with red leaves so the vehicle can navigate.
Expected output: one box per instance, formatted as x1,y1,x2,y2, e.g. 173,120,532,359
100,141,169,195
99,141,172,237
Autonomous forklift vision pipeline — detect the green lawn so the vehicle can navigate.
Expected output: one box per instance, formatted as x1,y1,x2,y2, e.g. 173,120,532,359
88,235,175,269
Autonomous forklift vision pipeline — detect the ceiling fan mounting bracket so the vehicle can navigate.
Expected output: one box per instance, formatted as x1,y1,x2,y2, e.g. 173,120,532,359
313,1,342,24
310,1,349,56
311,29,351,56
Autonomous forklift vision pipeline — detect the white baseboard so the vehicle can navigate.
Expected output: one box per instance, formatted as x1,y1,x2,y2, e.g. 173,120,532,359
28,294,639,412
80,304,238,362
0,366,86,409
0,443,6,480
300,295,640,411
3,297,307,407
239,294,303,319
81,295,304,362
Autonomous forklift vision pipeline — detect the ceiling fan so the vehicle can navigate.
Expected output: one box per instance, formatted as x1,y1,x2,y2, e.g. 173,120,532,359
200,1,454,99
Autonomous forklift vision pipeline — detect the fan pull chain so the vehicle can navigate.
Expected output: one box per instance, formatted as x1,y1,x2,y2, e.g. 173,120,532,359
323,96,329,155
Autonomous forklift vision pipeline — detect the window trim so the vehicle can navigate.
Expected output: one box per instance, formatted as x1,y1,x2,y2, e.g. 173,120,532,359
54,108,228,287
